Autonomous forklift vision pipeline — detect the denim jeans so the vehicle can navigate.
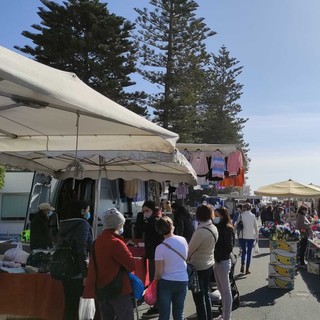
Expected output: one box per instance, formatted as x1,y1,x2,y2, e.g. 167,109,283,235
213,260,232,320
192,266,213,320
158,279,188,320
239,238,255,267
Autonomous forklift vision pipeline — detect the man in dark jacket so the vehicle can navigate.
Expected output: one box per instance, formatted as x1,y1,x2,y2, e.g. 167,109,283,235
30,202,54,251
141,200,163,319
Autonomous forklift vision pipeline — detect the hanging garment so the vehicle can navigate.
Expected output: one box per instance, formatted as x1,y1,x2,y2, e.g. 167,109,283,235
190,150,209,176
175,184,189,199
210,150,226,180
124,179,139,198
181,149,191,161
227,151,243,176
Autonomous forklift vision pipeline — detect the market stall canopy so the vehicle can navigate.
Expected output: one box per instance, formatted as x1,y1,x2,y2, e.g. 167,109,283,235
254,179,320,197
0,45,177,154
0,46,197,185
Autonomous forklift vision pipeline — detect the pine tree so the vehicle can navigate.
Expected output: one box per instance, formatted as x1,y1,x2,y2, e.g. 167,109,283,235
15,0,148,116
200,46,250,159
134,0,215,139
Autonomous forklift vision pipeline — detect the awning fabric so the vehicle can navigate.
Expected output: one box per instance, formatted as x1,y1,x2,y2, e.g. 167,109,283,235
0,46,197,185
254,179,320,197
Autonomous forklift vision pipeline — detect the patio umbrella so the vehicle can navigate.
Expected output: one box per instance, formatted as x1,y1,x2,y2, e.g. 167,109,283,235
254,179,320,197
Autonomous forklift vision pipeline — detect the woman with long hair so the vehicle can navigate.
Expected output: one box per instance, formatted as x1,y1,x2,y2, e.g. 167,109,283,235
212,207,235,320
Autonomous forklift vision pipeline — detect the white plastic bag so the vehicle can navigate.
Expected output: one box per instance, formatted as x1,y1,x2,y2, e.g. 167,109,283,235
3,242,30,264
254,240,260,254
78,297,96,320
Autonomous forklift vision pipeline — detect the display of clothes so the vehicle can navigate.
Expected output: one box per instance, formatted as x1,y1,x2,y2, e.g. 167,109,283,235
182,147,245,188
175,183,189,199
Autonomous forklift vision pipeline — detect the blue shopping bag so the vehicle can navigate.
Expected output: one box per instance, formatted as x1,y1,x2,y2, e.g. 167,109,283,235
128,272,144,300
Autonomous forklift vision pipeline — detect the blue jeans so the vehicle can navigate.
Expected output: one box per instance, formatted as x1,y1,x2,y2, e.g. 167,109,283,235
239,238,254,267
158,279,188,320
192,266,213,320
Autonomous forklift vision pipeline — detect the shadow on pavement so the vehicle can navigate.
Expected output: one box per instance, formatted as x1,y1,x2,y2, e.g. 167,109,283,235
298,268,320,302
239,285,290,308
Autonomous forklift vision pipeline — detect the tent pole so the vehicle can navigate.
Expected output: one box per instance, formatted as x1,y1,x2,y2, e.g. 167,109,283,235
93,171,102,239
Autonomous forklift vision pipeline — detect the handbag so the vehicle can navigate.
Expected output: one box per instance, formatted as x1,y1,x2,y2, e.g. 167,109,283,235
128,272,144,300
144,279,158,305
254,240,260,253
78,297,96,320
92,241,124,302
237,215,244,231
161,242,201,294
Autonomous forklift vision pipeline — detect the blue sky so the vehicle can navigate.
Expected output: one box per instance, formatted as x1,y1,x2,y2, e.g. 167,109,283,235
1,0,320,193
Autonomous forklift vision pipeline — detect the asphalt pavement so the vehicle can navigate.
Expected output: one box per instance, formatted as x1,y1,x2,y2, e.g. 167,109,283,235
135,236,320,320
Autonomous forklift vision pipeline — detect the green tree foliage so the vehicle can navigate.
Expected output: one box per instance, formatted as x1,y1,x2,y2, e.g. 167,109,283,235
134,0,215,139
199,46,250,161
15,0,148,116
0,166,5,189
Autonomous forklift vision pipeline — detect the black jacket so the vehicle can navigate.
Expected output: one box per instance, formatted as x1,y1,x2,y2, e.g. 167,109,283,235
174,214,195,243
58,218,93,277
30,213,52,251
144,215,163,259
214,224,234,262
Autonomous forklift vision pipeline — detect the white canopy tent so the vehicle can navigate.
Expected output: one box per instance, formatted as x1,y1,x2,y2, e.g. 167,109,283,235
0,45,197,185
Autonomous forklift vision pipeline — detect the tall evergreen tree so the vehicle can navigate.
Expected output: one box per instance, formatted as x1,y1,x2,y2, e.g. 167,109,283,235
15,0,148,116
199,46,249,159
134,0,215,139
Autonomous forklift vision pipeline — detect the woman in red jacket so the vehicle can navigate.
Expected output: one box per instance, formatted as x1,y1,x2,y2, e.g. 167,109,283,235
83,208,135,320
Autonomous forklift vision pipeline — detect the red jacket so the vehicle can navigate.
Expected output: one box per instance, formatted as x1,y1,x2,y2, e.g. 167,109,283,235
83,230,135,298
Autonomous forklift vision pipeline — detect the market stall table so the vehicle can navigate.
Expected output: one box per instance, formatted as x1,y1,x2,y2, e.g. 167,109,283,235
0,255,149,319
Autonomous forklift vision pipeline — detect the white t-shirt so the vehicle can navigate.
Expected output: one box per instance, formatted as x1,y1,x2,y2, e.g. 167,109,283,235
155,235,189,281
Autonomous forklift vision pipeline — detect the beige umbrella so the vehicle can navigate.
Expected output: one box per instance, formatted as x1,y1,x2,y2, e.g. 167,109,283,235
254,179,320,197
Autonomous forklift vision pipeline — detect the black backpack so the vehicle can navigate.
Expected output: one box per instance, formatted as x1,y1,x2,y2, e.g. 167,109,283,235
50,222,81,280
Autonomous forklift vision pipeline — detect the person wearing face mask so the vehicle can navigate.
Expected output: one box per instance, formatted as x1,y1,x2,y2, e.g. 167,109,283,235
212,207,235,320
296,204,313,268
141,200,163,319
30,202,54,251
58,200,93,320
83,208,135,320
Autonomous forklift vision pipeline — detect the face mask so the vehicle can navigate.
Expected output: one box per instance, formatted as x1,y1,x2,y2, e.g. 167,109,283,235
118,227,124,235
47,211,53,217
85,212,91,220
213,217,220,224
144,211,153,218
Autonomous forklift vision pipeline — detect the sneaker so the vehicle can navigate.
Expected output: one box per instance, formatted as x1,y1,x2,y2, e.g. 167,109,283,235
142,307,159,318
213,316,223,320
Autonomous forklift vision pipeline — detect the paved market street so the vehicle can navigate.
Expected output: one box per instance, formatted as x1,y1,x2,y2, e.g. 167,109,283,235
135,237,320,320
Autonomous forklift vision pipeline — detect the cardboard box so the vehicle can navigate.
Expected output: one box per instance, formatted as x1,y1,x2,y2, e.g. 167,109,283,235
269,263,296,277
270,240,298,254
268,276,294,289
307,261,320,275
270,251,297,265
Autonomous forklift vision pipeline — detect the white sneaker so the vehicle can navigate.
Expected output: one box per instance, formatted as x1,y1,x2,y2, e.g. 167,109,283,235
213,316,223,320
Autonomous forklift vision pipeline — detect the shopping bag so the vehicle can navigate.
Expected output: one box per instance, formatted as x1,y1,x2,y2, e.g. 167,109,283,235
3,242,30,264
144,280,158,305
78,297,96,320
254,240,260,254
128,272,144,300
